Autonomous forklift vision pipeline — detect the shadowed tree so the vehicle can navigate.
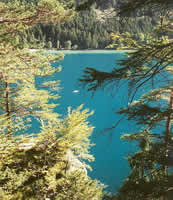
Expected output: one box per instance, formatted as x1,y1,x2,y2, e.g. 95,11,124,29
80,0,173,199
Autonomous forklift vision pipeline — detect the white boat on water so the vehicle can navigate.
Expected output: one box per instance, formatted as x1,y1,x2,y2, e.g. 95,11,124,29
73,90,79,93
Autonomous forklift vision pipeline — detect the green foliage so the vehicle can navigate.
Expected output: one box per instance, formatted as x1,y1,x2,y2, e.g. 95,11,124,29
0,0,73,47
20,0,159,50
47,41,53,49
72,44,78,49
118,0,173,16
106,32,141,50
57,40,60,49
80,0,173,199
80,35,173,100
0,106,103,200
0,0,104,199
0,48,64,134
64,40,72,49
118,88,173,199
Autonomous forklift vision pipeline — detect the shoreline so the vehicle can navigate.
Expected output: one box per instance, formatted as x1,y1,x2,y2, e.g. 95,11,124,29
55,49,130,53
29,48,132,54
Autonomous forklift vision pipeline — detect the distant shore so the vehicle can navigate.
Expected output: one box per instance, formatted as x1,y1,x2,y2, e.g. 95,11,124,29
29,48,133,54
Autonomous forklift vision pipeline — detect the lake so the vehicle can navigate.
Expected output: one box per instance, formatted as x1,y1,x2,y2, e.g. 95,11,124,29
48,50,144,192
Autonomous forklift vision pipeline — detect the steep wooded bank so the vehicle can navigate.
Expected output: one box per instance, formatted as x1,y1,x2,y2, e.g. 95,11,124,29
23,0,161,49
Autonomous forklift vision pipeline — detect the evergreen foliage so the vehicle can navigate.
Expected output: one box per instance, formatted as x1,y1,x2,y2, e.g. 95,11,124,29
0,106,103,200
20,0,159,50
118,87,173,199
106,32,141,50
80,0,173,199
0,0,104,199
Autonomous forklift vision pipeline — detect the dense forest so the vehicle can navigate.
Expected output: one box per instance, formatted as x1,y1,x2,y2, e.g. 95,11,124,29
24,0,160,49
0,0,173,199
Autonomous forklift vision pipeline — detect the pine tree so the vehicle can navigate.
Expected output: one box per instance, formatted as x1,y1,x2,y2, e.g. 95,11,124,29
0,105,103,200
47,40,53,49
118,86,173,199
64,40,72,49
0,1,103,199
57,40,60,49
80,0,173,199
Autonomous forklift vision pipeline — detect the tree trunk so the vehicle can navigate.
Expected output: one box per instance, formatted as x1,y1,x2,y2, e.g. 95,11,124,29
163,90,173,200
5,81,11,134
164,90,173,173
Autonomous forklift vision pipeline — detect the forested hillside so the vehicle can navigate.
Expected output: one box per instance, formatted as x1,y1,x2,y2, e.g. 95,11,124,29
24,0,159,49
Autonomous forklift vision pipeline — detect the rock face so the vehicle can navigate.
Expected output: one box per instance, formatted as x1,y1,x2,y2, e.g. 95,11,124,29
94,8,116,22
19,142,88,175
66,150,87,175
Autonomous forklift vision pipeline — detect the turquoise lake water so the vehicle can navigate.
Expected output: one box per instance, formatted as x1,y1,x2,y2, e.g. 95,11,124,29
43,51,148,192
